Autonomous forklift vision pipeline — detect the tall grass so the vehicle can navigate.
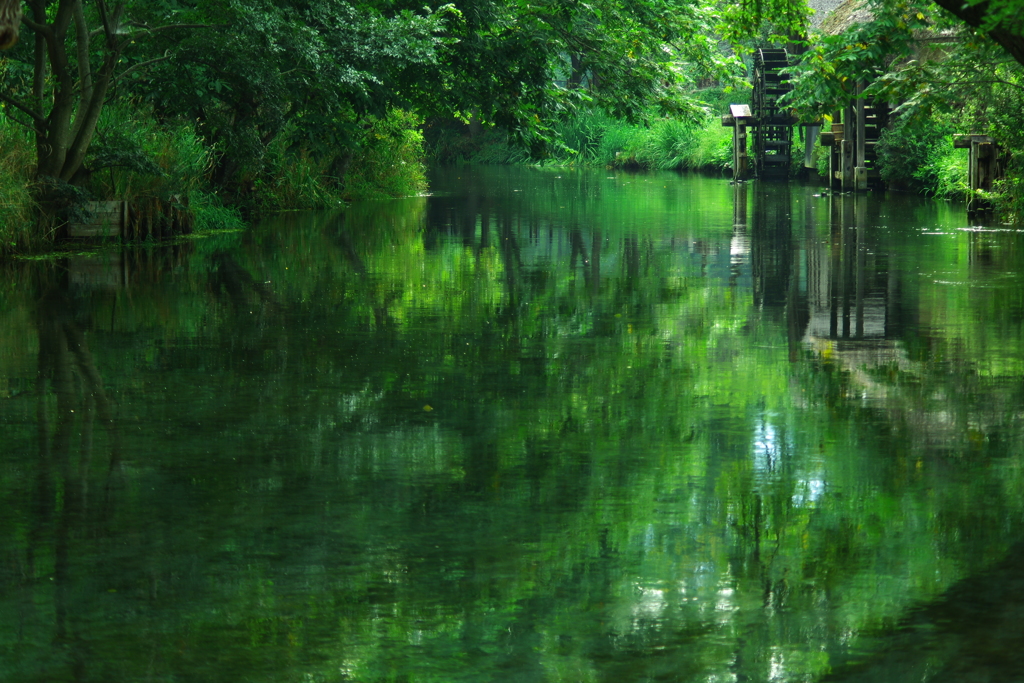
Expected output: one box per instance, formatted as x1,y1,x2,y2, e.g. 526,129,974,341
992,172,1023,225
876,114,967,200
254,127,342,212
0,115,37,252
90,103,212,201
610,116,732,171
89,104,244,231
550,108,733,171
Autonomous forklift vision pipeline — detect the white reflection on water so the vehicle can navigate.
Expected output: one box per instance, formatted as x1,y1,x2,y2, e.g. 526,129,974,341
753,419,778,475
631,585,667,622
794,477,826,506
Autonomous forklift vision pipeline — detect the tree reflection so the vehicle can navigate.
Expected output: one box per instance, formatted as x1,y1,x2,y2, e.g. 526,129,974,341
2,170,1024,682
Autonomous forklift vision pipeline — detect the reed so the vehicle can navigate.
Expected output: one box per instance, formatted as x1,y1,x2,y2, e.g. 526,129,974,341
0,114,37,253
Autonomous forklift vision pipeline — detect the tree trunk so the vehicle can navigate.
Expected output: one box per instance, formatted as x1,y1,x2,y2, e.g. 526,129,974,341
569,54,584,89
32,0,78,179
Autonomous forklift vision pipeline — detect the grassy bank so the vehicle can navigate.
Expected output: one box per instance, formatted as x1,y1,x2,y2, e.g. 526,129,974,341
431,101,1024,223
0,108,428,256
0,117,37,251
429,106,734,173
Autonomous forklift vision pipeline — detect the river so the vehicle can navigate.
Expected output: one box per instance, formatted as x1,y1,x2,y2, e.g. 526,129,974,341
2,166,1023,682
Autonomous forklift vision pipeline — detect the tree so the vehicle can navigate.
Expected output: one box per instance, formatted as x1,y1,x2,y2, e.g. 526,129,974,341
126,0,451,194
0,2,224,187
0,0,452,200
407,0,746,150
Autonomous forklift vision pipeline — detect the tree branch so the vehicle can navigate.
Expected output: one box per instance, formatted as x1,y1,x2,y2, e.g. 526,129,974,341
930,0,1024,67
73,0,93,120
0,92,46,130
20,16,52,38
125,23,227,40
116,52,172,82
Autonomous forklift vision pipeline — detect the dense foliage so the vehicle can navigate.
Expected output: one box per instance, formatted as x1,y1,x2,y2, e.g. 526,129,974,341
784,0,1024,216
0,0,1023,250
0,0,754,250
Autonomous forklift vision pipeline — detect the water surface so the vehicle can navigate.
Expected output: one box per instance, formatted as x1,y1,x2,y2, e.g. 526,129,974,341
2,166,1024,682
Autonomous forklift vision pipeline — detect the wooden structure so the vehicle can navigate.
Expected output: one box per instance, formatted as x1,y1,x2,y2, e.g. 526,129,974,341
752,48,795,178
954,134,1000,217
68,201,128,238
125,196,195,240
721,104,755,180
818,87,887,191
722,48,798,181
67,198,194,240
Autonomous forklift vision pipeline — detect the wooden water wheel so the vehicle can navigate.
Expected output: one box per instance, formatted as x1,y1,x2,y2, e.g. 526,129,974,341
752,48,794,177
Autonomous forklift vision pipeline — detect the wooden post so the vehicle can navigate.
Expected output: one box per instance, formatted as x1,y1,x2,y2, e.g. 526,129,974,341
955,134,999,216
722,104,755,181
804,124,820,170
841,139,854,191
819,119,844,191
854,83,868,190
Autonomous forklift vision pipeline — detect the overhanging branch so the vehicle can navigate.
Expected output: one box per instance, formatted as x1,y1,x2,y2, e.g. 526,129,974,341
116,51,172,81
125,22,228,40
0,92,46,130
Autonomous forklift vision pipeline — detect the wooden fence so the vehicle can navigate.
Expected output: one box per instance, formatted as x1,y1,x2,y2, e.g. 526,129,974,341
66,198,195,240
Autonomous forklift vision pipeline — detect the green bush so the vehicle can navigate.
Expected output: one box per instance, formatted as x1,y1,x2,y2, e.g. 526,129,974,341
87,104,250,232
610,114,731,171
875,114,966,199
427,93,735,173
342,109,429,200
89,103,213,202
191,192,246,232
253,125,343,212
992,172,1023,225
462,107,731,172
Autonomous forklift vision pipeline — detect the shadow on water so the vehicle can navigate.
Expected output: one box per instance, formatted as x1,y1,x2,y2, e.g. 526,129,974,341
822,540,1024,682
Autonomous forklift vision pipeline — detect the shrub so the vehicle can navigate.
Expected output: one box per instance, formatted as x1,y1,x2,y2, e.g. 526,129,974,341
89,103,213,202
426,91,735,173
875,114,966,199
253,125,342,212
342,109,429,200
611,114,731,171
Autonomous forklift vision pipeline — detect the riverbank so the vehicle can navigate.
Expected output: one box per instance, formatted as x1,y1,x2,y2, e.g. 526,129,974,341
0,108,429,256
426,106,1024,224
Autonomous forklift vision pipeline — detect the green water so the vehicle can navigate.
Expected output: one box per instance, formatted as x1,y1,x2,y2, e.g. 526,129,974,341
2,166,1024,682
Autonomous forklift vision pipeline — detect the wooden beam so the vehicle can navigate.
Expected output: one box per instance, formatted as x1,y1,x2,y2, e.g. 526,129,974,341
68,201,125,238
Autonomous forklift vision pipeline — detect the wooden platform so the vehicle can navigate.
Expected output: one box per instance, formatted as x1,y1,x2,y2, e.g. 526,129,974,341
68,201,127,238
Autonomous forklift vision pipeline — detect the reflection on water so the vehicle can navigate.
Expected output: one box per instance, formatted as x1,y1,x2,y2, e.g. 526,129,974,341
2,167,1024,682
